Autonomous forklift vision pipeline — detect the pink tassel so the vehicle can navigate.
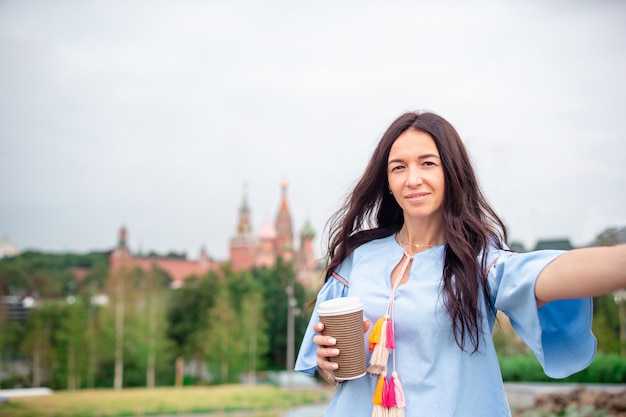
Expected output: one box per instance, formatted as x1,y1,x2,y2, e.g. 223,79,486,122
383,373,396,408
392,372,406,408
385,318,395,349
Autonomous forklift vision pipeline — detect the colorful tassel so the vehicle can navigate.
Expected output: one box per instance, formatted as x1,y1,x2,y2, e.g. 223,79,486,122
385,318,395,349
372,405,386,417
382,373,396,408
373,373,385,405
368,316,391,374
372,373,386,417
388,405,405,417
368,316,385,351
392,372,406,408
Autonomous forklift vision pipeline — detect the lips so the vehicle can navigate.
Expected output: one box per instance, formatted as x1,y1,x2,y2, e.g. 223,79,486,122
405,192,430,203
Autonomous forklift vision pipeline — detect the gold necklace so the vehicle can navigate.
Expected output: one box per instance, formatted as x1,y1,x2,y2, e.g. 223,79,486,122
395,231,437,251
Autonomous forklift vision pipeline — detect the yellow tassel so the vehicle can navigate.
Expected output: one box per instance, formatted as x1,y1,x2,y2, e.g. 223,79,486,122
373,373,385,405
368,316,389,374
368,316,386,350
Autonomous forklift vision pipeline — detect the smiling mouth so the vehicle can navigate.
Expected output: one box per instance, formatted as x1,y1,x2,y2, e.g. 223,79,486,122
405,192,430,203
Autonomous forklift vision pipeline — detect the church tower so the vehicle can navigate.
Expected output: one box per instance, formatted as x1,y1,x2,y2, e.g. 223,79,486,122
295,218,319,288
110,225,133,269
230,185,256,271
274,181,294,261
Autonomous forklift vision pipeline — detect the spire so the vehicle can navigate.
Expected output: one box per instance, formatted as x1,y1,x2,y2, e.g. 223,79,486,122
279,180,289,213
230,182,256,271
118,225,127,249
275,180,294,258
234,183,253,240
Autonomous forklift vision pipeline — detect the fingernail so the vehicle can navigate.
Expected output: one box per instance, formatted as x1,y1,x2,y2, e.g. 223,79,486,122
331,349,340,355
328,337,336,345
331,363,339,370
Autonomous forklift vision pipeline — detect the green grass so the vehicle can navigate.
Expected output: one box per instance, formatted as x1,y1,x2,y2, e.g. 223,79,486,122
0,385,330,417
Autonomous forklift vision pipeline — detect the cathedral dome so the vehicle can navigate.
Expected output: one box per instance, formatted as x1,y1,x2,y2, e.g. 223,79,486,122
300,219,316,239
258,216,277,240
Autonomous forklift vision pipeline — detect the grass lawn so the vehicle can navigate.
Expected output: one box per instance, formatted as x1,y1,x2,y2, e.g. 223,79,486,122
0,385,331,417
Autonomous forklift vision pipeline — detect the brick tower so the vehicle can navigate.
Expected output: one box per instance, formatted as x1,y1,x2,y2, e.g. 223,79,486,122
229,186,256,271
274,181,294,262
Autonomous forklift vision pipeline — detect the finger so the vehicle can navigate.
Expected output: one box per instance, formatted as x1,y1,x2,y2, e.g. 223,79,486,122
313,334,337,347
363,319,371,333
316,346,340,359
314,322,324,334
316,355,339,371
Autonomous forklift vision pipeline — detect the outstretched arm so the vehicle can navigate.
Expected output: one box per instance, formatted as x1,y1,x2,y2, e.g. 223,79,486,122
535,244,626,307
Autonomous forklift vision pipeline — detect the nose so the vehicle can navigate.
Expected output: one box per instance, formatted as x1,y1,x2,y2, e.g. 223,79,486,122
406,166,423,187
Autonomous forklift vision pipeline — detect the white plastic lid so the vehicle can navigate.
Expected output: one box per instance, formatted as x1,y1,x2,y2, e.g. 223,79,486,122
317,296,363,316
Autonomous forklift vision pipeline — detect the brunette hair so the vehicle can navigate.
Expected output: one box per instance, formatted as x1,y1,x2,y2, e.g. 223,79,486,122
322,111,507,352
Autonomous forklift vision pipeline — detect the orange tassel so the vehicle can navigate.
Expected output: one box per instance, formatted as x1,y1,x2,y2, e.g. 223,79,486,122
368,316,390,374
368,316,385,350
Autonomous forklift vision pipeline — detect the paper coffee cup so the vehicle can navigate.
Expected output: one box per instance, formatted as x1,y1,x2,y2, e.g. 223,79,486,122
317,296,366,381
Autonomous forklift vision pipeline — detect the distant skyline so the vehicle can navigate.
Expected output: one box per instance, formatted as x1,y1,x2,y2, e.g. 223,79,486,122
1,0,625,260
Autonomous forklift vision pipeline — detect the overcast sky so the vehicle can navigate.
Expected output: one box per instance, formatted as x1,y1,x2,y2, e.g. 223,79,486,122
1,0,625,260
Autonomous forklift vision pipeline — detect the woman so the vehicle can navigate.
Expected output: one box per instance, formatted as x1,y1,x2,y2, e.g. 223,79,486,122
295,111,626,417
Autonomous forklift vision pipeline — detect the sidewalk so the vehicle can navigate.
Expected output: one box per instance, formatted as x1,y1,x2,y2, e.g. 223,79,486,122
504,382,626,407
282,383,626,417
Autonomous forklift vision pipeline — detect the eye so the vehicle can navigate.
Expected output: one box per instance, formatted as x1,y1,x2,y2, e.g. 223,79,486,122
422,159,439,167
389,164,405,172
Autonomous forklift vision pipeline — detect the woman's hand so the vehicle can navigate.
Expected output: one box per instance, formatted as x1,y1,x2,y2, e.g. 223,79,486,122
313,320,371,385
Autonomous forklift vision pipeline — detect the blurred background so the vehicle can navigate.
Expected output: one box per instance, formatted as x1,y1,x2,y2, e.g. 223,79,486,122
1,0,625,415
1,0,625,258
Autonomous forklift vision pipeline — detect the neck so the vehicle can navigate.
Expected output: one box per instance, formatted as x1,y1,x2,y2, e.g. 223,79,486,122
398,219,446,249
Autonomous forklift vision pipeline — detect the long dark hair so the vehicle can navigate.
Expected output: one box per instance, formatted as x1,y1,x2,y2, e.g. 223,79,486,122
322,111,507,352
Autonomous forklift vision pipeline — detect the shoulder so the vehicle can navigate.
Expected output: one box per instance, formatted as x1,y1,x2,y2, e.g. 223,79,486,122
353,234,396,256
335,234,397,279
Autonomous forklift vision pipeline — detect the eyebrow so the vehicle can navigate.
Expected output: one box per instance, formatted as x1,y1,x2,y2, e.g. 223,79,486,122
387,154,441,165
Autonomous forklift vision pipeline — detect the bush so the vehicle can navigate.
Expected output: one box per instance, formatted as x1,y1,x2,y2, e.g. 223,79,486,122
499,354,626,383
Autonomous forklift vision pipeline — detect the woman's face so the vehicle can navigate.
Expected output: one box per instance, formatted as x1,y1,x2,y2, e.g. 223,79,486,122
387,129,445,223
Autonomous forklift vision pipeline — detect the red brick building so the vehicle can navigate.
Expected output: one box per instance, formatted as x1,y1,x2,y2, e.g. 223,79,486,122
109,182,323,288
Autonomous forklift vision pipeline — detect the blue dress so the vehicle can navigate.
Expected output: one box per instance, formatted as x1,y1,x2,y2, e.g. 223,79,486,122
295,235,596,417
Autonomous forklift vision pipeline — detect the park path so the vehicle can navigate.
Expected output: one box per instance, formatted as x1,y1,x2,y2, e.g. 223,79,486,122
281,383,626,417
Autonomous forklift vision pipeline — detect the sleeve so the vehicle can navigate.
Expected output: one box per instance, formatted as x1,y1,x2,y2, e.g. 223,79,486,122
294,257,352,376
488,249,597,379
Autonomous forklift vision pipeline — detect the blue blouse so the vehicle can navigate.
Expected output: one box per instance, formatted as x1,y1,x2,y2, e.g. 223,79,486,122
294,235,596,417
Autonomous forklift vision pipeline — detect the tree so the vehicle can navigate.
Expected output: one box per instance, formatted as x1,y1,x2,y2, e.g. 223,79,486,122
205,284,242,383
253,259,309,371
240,290,269,384
56,298,89,390
166,272,219,385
